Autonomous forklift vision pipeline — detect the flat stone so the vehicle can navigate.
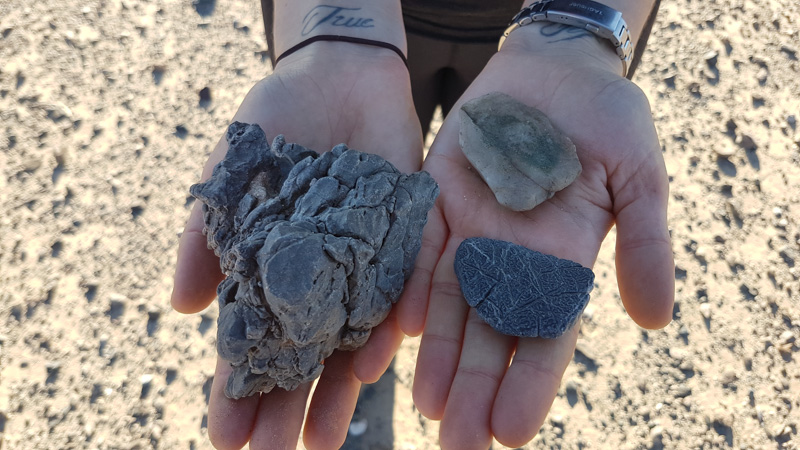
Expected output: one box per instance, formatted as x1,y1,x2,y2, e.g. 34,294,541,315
191,122,439,398
459,92,582,211
454,237,594,338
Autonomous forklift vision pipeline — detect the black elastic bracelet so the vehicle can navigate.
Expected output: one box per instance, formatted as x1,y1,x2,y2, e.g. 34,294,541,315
274,35,408,68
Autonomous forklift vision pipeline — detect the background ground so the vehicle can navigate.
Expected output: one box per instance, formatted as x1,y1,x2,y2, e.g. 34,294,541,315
1,0,799,448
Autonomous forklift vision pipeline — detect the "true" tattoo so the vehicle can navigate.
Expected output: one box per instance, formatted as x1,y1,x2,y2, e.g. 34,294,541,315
301,5,375,36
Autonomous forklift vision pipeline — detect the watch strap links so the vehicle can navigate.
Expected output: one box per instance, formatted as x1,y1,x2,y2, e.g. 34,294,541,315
499,0,634,77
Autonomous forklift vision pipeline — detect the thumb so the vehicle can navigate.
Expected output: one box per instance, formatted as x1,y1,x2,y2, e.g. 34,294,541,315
612,155,675,329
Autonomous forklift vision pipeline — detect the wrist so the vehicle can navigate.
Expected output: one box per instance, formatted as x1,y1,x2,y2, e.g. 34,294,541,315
273,1,406,58
273,38,410,74
499,21,624,77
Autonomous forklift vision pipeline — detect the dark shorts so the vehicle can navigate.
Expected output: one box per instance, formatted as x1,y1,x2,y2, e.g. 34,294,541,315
406,32,498,136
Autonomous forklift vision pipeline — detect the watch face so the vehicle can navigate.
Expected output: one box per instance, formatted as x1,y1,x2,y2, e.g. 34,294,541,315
547,0,621,28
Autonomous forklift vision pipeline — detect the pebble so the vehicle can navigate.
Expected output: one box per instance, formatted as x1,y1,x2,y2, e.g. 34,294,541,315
779,330,795,344
650,425,664,441
720,369,737,384
773,207,783,217
348,418,368,436
669,348,689,360
736,134,757,150
699,303,712,319
756,67,769,83
713,142,737,157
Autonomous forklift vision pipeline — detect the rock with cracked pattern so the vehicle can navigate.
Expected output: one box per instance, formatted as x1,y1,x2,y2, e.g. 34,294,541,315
190,122,439,399
459,91,582,211
454,237,594,338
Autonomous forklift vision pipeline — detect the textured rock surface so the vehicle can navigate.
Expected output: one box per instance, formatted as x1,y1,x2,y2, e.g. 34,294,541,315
459,92,582,211
190,122,439,398
454,237,594,338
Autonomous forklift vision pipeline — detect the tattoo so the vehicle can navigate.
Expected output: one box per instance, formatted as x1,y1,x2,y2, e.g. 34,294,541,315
539,23,592,43
301,5,375,36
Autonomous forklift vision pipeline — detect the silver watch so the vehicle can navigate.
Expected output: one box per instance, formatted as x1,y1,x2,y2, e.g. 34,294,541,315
498,0,633,76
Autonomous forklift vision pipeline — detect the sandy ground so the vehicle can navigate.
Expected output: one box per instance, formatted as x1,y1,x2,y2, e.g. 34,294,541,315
1,0,799,448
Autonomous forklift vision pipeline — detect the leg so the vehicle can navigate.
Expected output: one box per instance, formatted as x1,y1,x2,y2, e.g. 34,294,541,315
407,33,453,137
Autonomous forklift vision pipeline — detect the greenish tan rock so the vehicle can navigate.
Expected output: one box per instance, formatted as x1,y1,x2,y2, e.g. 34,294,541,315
459,92,582,211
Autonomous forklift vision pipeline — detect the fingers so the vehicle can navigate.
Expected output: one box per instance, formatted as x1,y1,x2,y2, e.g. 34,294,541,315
303,352,362,450
249,382,313,450
353,310,405,384
170,203,224,314
396,204,448,336
412,239,469,420
438,310,515,450
490,326,580,448
612,157,675,329
207,358,260,450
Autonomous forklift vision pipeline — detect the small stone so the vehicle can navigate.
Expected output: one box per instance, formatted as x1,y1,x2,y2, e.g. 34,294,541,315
459,92,582,211
713,142,737,157
672,385,692,398
773,207,783,217
736,134,757,150
669,348,689,360
348,418,368,436
720,369,737,384
703,50,718,62
699,303,712,319
454,237,594,338
650,425,664,441
550,414,564,427
779,330,795,344
756,67,768,83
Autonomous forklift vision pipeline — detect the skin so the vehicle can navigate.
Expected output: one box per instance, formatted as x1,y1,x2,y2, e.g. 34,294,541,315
171,1,672,449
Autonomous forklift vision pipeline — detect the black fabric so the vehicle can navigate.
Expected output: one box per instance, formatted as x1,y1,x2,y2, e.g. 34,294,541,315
626,0,660,80
401,0,521,43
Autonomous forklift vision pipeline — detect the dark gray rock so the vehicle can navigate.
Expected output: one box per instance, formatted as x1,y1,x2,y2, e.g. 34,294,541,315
191,122,439,398
459,92,582,211
454,237,594,338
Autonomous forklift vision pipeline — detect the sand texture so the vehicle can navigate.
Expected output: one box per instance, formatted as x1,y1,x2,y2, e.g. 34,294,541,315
1,0,799,448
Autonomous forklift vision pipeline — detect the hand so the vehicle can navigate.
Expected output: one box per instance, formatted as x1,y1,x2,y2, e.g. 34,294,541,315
395,30,675,449
170,43,420,450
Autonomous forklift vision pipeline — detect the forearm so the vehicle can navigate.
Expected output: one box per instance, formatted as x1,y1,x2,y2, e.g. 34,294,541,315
271,0,406,57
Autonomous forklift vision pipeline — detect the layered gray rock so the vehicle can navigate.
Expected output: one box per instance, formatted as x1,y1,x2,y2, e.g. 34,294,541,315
454,237,594,338
459,92,582,211
191,122,439,398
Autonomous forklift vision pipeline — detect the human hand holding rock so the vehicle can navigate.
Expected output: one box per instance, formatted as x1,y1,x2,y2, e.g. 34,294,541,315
170,39,421,450
396,22,675,449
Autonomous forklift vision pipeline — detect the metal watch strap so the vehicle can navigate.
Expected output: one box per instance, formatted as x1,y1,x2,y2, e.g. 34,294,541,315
498,0,633,77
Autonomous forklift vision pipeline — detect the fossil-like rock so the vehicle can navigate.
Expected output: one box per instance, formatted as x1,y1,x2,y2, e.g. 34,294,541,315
454,237,594,338
190,122,439,398
459,91,582,211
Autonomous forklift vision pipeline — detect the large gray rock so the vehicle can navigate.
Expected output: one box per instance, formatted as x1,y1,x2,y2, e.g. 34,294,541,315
454,237,594,338
191,122,439,398
459,92,582,211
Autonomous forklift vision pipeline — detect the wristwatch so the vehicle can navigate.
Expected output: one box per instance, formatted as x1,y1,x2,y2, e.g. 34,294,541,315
498,0,633,77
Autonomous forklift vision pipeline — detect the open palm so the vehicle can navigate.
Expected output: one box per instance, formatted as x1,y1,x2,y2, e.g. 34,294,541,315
396,48,676,449
170,44,419,450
